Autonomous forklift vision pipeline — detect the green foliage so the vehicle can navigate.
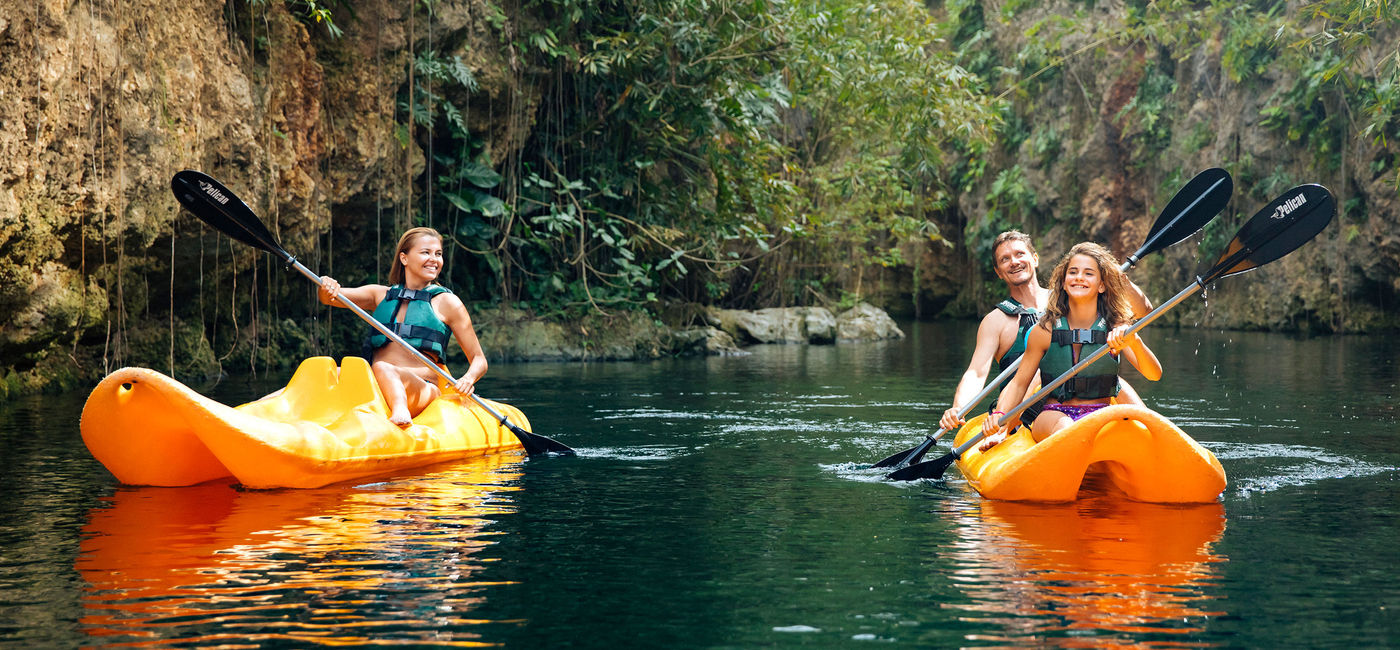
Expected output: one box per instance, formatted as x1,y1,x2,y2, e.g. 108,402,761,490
249,0,349,38
1031,125,1062,167
1297,0,1400,139
375,0,999,312
1258,54,1349,171
1219,2,1283,83
1116,63,1176,164
1182,121,1214,154
1001,110,1032,154
984,165,1037,233
776,0,998,301
944,0,998,79
296,0,1398,320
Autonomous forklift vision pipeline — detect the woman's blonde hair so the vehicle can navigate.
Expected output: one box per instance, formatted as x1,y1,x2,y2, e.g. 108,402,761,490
388,227,444,285
1039,242,1132,330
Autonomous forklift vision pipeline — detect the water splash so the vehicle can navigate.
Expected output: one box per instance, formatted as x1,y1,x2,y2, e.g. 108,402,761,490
1207,441,1398,497
569,445,689,461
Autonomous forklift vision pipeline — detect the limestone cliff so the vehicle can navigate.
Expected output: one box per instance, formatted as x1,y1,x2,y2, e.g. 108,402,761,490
0,0,539,395
1,0,1395,398
898,1,1398,333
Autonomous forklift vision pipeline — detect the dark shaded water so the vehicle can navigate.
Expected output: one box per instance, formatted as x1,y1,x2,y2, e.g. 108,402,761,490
2,321,1398,647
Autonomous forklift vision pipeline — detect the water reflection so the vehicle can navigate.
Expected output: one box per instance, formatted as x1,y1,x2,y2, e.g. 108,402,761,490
945,476,1227,646
78,455,521,647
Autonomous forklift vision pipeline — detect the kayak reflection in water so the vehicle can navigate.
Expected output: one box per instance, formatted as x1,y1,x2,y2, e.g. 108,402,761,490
981,242,1162,451
317,227,487,426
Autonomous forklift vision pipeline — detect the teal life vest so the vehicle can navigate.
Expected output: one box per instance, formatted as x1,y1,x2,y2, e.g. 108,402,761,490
365,284,452,360
994,298,1040,373
1040,315,1120,401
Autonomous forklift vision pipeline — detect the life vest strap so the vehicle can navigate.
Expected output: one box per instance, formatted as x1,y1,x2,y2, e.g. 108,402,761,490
1062,375,1118,397
1052,328,1107,345
381,321,449,347
384,286,437,303
996,299,1040,332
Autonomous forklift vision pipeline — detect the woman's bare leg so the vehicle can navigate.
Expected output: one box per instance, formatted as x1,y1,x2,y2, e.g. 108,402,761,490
372,361,413,425
1031,409,1072,443
1117,379,1143,406
401,368,442,418
372,361,441,426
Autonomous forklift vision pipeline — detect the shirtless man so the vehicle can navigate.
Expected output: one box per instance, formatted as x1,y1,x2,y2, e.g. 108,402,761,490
939,231,1150,431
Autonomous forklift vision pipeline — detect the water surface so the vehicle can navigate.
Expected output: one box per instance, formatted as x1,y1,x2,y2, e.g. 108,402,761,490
2,321,1397,647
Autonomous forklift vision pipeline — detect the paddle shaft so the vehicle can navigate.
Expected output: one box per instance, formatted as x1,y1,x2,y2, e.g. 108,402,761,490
934,253,1149,441
884,249,1168,468
889,183,1333,481
958,171,1229,417
949,279,1201,458
874,168,1230,469
284,257,523,433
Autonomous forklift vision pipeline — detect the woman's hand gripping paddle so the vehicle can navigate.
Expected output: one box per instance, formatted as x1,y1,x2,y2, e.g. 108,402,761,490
170,170,576,457
871,168,1233,470
887,183,1335,481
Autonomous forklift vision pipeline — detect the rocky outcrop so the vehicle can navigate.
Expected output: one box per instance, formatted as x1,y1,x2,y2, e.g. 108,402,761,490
465,306,744,362
669,326,748,357
0,0,545,395
2,0,1394,397
891,1,1400,333
705,303,903,345
835,302,905,342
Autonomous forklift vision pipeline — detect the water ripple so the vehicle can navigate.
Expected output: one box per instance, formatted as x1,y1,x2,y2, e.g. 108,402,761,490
1205,442,1399,497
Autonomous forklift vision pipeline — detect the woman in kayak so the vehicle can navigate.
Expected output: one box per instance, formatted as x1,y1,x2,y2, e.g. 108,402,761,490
316,227,487,426
979,242,1161,451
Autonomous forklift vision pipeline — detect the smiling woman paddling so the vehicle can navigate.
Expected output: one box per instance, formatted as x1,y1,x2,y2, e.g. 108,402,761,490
979,242,1162,452
317,227,487,426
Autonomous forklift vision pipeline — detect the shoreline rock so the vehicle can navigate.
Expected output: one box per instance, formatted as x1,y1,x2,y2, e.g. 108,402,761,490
6,303,905,397
463,302,904,364
705,302,904,347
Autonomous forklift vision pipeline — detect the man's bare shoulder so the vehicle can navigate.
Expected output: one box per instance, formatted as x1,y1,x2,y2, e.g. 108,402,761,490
979,305,1020,325
976,307,1019,335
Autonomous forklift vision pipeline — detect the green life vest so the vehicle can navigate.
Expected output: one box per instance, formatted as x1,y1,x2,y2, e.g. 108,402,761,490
994,299,1040,373
365,284,452,360
1040,315,1120,401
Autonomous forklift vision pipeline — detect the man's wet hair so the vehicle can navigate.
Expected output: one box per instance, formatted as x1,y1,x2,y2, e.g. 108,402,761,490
990,230,1037,263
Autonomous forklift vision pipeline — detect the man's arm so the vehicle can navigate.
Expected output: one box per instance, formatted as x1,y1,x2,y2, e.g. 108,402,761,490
940,311,1005,430
1126,279,1152,319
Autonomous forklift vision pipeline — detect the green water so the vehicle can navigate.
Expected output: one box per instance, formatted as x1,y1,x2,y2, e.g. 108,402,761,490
2,321,1397,647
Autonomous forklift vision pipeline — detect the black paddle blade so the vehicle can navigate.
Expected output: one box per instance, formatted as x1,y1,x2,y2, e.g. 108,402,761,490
872,438,932,469
512,424,577,456
1200,184,1335,285
1133,168,1233,261
885,451,957,481
171,170,290,262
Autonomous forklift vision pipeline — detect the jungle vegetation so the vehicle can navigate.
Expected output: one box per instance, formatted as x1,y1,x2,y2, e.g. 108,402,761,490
274,0,1397,317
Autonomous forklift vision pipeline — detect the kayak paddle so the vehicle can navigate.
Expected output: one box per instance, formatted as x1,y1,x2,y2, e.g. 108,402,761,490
872,167,1233,469
170,170,575,457
887,183,1335,481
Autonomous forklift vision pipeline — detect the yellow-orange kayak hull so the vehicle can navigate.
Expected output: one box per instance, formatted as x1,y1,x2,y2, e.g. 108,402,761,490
951,404,1226,503
80,356,527,488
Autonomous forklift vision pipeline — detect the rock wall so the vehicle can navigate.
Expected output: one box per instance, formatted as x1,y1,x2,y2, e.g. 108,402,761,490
898,1,1399,333
0,0,541,395
1,0,1394,397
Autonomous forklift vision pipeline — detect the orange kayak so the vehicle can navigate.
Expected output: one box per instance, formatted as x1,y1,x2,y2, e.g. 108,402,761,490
951,404,1226,503
80,356,527,488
